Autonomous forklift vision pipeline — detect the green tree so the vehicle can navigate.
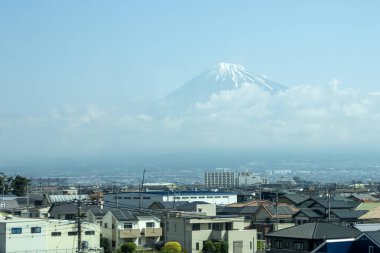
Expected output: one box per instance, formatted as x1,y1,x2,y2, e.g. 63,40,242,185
120,242,137,253
100,237,111,253
202,241,227,253
202,240,215,253
161,242,182,253
11,175,30,196
0,173,13,196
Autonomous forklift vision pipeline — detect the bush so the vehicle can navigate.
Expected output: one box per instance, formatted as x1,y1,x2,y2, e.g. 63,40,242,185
161,241,182,253
120,242,137,253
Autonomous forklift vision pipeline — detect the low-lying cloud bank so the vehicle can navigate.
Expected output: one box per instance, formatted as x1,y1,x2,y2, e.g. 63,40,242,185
1,80,380,159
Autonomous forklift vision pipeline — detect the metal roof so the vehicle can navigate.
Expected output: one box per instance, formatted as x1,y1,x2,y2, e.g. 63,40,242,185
267,222,361,240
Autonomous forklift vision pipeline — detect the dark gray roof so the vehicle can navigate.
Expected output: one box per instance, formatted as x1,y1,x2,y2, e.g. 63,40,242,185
365,231,380,245
176,201,209,212
148,201,189,210
110,208,137,221
218,206,258,215
331,210,368,219
49,202,92,215
283,193,310,205
267,222,361,240
311,198,360,209
265,206,297,216
87,206,109,218
294,208,324,218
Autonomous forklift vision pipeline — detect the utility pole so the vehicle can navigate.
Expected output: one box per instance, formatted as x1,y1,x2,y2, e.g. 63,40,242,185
139,169,146,210
327,188,331,222
77,199,82,253
275,190,279,231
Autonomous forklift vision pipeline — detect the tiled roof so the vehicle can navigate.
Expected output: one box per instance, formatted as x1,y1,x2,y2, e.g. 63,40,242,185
359,206,380,220
365,231,380,245
355,202,380,211
294,208,324,218
49,202,91,214
218,206,259,215
283,193,310,205
148,201,189,210
267,222,361,240
311,198,359,209
331,210,368,219
226,200,271,207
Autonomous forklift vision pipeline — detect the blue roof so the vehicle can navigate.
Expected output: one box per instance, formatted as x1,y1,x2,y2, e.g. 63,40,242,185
106,191,237,196
144,191,237,196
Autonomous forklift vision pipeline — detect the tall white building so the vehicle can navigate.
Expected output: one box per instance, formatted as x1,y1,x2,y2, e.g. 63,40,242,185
205,170,266,189
205,169,236,188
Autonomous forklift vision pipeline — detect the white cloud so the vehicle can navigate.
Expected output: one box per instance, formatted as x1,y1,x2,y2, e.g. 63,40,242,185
1,82,380,158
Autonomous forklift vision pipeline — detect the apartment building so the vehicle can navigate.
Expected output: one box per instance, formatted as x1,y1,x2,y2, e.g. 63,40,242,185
166,212,257,253
0,216,100,253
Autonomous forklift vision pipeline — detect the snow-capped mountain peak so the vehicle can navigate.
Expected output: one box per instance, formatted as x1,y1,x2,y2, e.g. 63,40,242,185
209,62,249,88
158,62,286,113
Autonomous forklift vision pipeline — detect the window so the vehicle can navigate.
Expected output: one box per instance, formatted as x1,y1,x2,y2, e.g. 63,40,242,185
124,197,131,199
31,227,41,233
274,240,283,249
212,223,221,230
284,241,289,248
68,231,78,236
143,197,151,199
51,232,61,236
124,223,133,229
369,246,374,253
85,231,95,235
133,197,140,199
293,241,304,251
208,223,212,230
11,228,22,234
104,223,108,228
146,222,155,228
192,223,200,231
196,242,200,250
225,222,232,231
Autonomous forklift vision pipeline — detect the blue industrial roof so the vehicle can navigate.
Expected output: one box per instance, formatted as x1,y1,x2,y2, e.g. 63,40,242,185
107,191,237,196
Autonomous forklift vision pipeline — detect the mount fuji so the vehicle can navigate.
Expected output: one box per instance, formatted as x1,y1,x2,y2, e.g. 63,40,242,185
158,62,286,113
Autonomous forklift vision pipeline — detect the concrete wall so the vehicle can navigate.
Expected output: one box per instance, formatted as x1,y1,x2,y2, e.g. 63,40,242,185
2,219,46,253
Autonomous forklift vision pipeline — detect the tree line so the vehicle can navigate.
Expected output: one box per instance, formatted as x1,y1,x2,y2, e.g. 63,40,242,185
0,173,30,196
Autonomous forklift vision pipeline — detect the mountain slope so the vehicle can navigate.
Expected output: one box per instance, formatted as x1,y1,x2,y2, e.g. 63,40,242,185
159,62,286,112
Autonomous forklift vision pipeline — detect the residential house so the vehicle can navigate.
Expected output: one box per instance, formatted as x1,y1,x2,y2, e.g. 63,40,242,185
101,208,162,252
293,209,324,225
329,210,368,226
278,193,310,207
166,212,257,253
266,222,361,253
359,206,380,223
312,231,380,253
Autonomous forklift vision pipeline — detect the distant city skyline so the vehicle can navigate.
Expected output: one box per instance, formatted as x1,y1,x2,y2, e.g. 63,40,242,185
1,1,380,163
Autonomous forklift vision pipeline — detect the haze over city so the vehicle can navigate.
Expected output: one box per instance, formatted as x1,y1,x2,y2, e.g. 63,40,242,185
1,1,380,173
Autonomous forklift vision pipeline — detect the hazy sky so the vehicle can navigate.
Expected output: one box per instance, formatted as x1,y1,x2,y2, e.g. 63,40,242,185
1,1,380,163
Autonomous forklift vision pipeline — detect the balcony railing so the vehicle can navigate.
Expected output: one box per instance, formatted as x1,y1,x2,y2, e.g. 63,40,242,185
144,228,163,237
119,229,140,239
